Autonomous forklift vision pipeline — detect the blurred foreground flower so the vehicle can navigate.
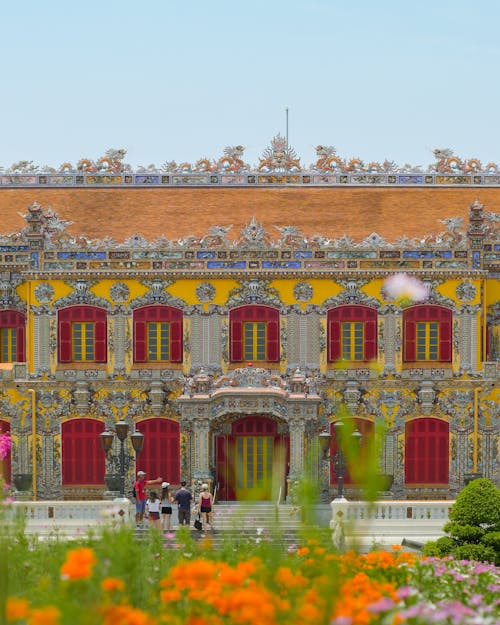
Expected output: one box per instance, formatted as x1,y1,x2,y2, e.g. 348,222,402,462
60,547,96,580
383,273,429,306
0,432,11,459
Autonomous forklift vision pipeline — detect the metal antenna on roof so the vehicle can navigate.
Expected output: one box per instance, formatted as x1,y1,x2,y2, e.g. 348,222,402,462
285,107,289,148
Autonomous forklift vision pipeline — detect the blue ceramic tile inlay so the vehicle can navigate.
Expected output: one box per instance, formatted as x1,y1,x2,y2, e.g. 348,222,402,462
262,261,302,269
293,250,313,259
207,261,246,269
57,252,107,260
196,251,216,259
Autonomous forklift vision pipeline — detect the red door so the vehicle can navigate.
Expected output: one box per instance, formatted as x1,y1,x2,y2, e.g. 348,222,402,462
136,418,180,485
216,416,289,501
62,418,105,485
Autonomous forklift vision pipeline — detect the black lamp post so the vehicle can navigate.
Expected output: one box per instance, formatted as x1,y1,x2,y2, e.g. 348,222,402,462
319,421,362,500
100,421,144,499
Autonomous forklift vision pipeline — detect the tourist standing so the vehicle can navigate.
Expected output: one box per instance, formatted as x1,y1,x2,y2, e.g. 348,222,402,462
198,483,214,531
146,491,161,530
160,481,173,531
133,470,162,526
175,481,193,526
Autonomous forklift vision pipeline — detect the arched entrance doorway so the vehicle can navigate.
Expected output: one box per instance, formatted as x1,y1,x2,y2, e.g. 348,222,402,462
215,416,289,501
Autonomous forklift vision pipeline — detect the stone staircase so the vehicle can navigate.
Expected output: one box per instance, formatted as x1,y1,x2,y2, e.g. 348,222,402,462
134,502,328,549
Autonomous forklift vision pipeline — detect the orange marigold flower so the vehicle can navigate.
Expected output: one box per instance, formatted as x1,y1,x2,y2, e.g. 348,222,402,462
102,605,149,625
60,547,96,581
275,566,306,588
101,577,125,592
160,589,182,603
6,597,29,622
296,547,309,556
27,606,60,625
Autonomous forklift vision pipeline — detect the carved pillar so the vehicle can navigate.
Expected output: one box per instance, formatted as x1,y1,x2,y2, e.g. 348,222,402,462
470,311,479,372
192,418,211,480
112,311,127,374
190,312,222,372
383,307,397,374
33,310,51,376
288,418,305,479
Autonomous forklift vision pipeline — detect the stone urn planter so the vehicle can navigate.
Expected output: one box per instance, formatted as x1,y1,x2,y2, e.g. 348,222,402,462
463,472,482,486
104,474,121,492
376,474,394,491
13,473,32,492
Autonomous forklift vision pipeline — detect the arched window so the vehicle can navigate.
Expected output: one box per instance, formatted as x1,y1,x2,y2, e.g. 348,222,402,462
62,418,105,485
328,418,374,484
58,306,107,363
0,310,25,362
133,306,183,363
327,306,377,362
403,305,452,363
405,418,449,484
229,305,280,363
136,418,180,484
0,420,11,485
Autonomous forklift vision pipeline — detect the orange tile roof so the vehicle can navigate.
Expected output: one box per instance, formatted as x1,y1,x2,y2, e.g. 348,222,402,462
1,187,498,243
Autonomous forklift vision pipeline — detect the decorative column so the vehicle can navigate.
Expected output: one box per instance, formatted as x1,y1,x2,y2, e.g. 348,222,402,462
382,306,397,375
192,418,211,482
288,418,306,479
189,311,222,373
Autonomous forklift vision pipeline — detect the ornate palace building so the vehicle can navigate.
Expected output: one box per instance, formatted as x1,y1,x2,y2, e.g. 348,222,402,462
0,139,498,501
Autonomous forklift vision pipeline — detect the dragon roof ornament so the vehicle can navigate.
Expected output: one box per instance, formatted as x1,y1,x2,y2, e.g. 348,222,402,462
4,201,498,251
2,141,500,175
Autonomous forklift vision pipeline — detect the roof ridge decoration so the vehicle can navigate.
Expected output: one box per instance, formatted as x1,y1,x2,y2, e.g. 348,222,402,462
3,201,498,250
3,140,500,175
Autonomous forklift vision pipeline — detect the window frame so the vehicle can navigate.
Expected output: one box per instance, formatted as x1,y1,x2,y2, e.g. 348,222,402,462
58,306,107,364
327,305,377,363
403,305,452,363
133,305,183,364
0,310,25,363
229,305,280,363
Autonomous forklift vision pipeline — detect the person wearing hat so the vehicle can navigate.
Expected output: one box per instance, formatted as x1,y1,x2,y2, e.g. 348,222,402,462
134,470,162,526
160,481,174,532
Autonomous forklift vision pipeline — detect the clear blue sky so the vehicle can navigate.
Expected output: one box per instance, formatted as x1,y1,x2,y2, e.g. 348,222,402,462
2,0,499,170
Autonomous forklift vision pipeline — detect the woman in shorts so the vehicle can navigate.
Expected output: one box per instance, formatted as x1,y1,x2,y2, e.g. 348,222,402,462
146,491,161,529
160,482,173,531
198,483,214,531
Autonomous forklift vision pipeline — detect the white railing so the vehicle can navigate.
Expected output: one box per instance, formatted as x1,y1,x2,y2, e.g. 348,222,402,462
330,500,453,548
333,500,453,521
6,500,134,535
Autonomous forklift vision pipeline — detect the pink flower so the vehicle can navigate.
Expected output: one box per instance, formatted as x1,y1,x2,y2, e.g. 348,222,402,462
0,433,11,460
383,273,429,304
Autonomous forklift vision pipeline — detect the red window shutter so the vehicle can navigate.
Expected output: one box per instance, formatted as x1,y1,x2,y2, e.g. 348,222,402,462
404,313,416,362
170,316,183,363
328,318,341,362
94,318,107,362
16,325,25,362
438,309,452,362
230,316,243,362
59,316,72,363
364,317,377,361
134,318,147,362
266,308,279,361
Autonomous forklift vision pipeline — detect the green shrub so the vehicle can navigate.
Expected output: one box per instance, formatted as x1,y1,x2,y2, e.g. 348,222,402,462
449,478,500,529
442,522,484,544
452,543,497,564
434,478,500,564
422,536,455,557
